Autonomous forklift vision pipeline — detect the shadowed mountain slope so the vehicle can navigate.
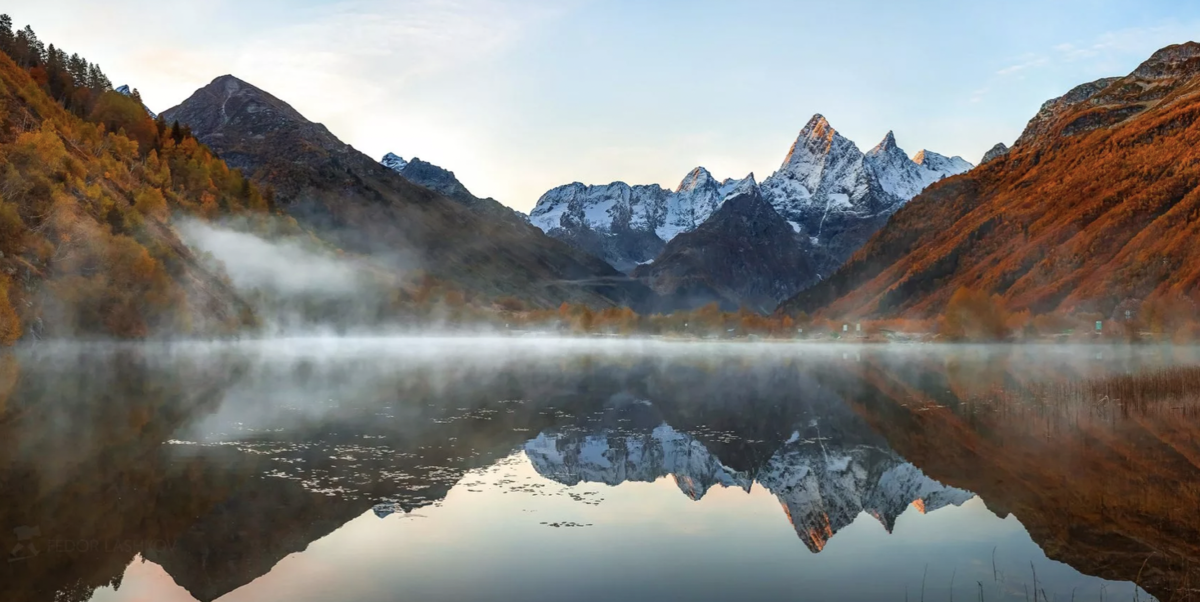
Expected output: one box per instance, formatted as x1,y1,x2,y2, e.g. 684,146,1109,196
632,188,823,312
162,76,656,310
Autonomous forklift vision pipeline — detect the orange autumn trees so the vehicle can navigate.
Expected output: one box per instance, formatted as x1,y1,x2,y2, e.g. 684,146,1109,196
938,288,1010,341
0,18,279,342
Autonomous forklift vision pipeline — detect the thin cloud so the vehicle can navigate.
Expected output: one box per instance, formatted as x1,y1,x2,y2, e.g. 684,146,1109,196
997,55,1049,76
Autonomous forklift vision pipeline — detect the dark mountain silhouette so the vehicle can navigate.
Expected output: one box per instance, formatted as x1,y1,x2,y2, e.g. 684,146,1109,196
161,75,656,310
633,188,823,312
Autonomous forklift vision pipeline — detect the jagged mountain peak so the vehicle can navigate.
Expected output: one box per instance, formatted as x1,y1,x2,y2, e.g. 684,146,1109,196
872,131,899,153
677,166,717,193
384,155,474,202
803,113,832,133
791,113,844,151
721,173,758,198
531,112,966,280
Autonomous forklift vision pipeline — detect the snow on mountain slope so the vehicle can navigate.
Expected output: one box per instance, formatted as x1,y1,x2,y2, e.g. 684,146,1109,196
758,115,973,267
761,116,972,236
528,116,971,273
381,152,408,172
527,168,756,272
528,167,748,243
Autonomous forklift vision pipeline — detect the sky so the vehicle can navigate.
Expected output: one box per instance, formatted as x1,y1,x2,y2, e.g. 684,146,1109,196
12,0,1200,211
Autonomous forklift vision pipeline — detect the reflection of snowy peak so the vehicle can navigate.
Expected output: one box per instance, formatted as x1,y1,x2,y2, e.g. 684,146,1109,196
758,438,972,552
865,463,975,532
525,425,752,500
527,422,972,553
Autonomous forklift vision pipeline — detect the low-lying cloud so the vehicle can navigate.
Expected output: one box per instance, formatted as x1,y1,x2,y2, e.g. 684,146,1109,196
178,219,366,297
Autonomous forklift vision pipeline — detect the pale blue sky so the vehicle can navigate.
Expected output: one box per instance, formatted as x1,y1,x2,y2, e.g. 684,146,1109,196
14,0,1200,210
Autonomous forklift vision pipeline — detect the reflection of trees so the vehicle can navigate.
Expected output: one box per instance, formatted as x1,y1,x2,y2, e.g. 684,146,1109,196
0,347,246,602
3,345,1198,602
825,349,1200,601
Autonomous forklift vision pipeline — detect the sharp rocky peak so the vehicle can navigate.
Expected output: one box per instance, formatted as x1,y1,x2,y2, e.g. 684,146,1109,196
677,166,717,193
793,114,841,149
871,131,899,154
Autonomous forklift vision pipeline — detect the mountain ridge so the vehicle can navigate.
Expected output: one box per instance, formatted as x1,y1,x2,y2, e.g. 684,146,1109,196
529,118,971,276
160,75,659,311
778,40,1200,320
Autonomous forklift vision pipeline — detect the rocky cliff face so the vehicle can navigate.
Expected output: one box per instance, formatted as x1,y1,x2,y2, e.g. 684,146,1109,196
631,187,823,312
161,75,658,310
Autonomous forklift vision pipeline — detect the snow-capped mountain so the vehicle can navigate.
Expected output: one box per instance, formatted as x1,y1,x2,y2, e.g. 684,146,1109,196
528,116,971,274
527,168,756,272
759,115,972,265
526,421,973,552
381,152,408,172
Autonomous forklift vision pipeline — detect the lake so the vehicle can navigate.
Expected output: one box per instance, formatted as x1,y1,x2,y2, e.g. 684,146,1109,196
2,339,1198,602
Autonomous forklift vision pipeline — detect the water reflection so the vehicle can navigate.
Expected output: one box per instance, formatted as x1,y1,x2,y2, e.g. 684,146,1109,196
0,340,1197,601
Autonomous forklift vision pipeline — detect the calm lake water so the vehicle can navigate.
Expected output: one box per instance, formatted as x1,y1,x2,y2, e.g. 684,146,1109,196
3,339,1199,602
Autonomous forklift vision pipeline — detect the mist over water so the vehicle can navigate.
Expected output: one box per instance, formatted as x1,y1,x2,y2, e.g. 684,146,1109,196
4,340,1196,600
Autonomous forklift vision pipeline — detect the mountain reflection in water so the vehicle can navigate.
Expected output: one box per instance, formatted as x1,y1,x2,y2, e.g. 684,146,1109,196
1,339,1198,602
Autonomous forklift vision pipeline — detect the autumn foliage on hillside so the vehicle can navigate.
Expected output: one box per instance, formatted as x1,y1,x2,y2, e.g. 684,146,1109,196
781,43,1200,328
0,16,275,342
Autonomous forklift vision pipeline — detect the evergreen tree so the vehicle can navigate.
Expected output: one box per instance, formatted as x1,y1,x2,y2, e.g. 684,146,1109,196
0,15,13,56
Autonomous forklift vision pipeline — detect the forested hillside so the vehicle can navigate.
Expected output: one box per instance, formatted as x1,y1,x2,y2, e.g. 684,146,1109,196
0,16,270,341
